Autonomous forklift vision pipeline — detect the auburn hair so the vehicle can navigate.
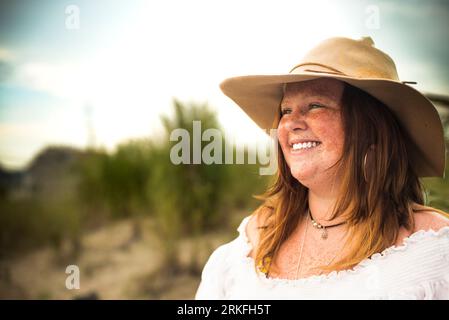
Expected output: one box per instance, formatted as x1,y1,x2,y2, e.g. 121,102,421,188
254,81,433,276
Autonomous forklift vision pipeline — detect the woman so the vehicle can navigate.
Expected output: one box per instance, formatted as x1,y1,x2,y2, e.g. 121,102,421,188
195,37,449,299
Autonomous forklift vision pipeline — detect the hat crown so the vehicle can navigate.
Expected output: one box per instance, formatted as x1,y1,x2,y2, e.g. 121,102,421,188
290,37,399,80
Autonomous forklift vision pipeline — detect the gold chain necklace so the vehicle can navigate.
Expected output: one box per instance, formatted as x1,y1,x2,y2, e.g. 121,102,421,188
294,213,310,279
294,209,346,279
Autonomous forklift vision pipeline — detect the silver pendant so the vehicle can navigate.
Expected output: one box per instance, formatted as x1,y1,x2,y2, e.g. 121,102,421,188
321,228,328,240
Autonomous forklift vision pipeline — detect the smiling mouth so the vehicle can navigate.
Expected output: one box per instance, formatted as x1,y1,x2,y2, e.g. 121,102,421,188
291,141,322,151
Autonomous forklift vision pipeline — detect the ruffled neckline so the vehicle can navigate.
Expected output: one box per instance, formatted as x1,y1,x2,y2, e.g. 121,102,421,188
236,216,449,286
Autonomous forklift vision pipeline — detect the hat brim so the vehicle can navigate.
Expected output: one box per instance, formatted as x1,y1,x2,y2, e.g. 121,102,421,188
220,72,445,177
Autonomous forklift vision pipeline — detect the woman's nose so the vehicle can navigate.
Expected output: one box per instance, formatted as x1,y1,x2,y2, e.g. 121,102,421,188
286,112,307,131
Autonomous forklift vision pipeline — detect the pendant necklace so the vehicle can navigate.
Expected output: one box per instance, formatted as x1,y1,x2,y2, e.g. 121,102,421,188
309,208,347,240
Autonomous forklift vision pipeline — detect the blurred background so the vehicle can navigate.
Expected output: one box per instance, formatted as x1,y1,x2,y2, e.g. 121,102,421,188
0,0,448,299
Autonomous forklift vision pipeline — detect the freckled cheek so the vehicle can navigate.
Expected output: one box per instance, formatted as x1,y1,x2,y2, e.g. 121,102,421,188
277,121,290,151
314,120,345,154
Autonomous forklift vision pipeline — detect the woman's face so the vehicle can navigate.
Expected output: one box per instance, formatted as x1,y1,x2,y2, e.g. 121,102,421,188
277,78,345,185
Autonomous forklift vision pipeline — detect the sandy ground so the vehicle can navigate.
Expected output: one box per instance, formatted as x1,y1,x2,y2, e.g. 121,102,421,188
0,216,241,300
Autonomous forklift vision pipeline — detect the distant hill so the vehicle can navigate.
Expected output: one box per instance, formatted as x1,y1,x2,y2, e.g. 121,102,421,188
1,146,85,200
0,166,24,198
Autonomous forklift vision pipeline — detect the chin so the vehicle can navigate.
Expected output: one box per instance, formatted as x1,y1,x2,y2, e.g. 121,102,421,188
289,166,313,184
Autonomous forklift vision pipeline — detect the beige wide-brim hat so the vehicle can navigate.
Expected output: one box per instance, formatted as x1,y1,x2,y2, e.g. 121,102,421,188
220,36,446,177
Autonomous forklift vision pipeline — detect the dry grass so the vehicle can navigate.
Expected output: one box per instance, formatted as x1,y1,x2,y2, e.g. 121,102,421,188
0,214,244,300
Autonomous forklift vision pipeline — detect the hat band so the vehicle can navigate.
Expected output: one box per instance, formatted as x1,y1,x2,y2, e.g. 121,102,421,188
289,63,347,76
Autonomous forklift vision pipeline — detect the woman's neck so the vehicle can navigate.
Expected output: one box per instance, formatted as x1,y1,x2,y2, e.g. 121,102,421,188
308,192,336,221
307,186,347,225
300,167,346,224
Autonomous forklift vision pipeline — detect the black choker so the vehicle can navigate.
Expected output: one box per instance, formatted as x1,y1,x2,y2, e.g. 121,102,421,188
308,209,347,240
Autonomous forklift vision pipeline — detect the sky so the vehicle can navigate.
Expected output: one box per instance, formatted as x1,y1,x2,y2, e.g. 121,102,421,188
1,0,449,169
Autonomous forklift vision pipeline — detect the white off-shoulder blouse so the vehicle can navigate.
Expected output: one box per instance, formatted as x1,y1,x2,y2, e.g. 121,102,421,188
195,216,449,300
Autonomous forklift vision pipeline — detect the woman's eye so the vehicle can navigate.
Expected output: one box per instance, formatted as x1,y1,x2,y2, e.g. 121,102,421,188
309,103,324,110
281,108,292,115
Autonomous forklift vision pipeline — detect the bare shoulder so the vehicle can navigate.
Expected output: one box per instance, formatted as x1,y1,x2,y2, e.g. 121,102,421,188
412,204,449,233
246,206,272,256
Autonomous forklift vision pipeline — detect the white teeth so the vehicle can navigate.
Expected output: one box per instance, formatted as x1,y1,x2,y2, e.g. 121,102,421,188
292,141,320,150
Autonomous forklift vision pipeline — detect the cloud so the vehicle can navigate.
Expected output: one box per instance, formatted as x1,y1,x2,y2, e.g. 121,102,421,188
0,48,14,60
13,61,87,100
0,47,92,101
0,121,57,169
0,61,12,83
0,48,15,82
0,122,51,139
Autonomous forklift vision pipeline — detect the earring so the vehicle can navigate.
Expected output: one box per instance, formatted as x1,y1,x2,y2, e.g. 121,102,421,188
363,145,375,183
363,151,369,182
